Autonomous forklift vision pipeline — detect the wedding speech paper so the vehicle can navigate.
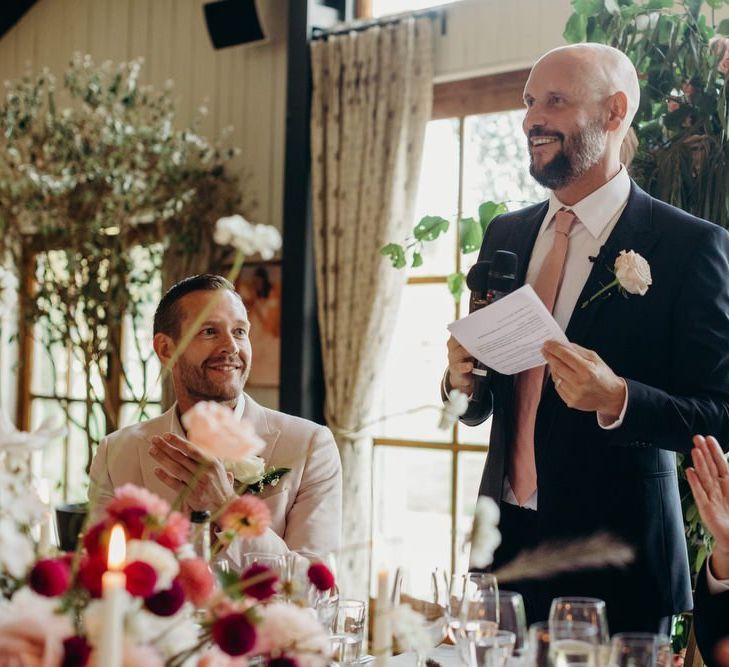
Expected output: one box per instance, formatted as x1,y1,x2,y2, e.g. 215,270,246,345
447,284,568,375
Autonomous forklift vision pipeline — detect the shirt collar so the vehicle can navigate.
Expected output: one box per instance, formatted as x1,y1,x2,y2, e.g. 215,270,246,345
542,166,631,239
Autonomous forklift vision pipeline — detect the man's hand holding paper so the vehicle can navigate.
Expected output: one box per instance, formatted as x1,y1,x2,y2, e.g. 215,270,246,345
447,284,568,375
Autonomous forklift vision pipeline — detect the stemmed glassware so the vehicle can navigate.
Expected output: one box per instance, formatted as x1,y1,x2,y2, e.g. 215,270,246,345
608,633,672,667
549,597,610,664
496,591,528,657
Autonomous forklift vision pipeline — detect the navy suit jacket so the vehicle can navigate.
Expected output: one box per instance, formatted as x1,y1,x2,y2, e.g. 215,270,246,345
464,181,729,622
694,561,729,666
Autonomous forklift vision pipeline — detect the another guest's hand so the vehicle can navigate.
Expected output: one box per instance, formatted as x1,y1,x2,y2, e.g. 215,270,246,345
687,435,729,579
149,433,235,514
542,341,626,419
447,335,474,396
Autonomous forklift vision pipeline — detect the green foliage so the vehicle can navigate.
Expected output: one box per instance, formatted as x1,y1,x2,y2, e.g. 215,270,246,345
564,0,729,229
381,202,506,302
0,55,244,469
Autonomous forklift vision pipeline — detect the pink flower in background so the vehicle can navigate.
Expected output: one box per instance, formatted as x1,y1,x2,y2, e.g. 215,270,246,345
182,402,265,462
107,484,170,518
198,646,250,666
0,589,73,667
179,558,216,606
219,495,271,539
155,510,191,550
667,99,680,113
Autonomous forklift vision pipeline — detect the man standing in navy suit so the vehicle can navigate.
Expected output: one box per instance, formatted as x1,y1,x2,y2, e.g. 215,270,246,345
445,43,729,632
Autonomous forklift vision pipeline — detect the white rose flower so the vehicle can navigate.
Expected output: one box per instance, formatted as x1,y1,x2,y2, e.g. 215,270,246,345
439,389,470,430
614,250,652,296
227,454,265,486
126,539,180,591
468,496,501,569
214,215,282,260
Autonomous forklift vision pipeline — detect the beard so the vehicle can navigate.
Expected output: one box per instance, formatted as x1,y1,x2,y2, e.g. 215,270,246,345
529,118,607,190
176,354,249,403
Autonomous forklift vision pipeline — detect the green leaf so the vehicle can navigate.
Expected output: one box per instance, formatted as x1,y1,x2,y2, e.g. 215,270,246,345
413,215,449,242
447,272,466,302
645,0,674,8
479,201,507,235
563,12,588,43
572,0,603,14
460,217,483,254
411,251,423,268
717,18,729,36
706,0,726,8
380,243,407,269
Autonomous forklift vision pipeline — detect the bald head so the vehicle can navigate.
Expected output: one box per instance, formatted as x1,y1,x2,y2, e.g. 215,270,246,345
532,43,640,139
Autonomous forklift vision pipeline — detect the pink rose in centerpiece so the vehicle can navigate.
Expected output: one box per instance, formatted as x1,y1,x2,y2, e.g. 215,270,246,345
0,588,74,667
107,484,171,518
219,495,271,539
179,557,216,606
154,510,191,550
182,402,265,462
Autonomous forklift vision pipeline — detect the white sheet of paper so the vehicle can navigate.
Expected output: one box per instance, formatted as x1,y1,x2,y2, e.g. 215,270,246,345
447,284,569,375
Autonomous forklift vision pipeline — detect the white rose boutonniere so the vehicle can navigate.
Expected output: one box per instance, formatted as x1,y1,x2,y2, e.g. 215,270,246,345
227,455,291,495
581,249,652,308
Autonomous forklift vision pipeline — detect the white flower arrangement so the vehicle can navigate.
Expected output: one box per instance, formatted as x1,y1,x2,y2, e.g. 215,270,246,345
439,389,470,429
467,496,502,569
0,266,18,321
214,214,282,260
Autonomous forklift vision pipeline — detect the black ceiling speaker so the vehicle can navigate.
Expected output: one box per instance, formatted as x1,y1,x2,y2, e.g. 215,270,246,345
203,0,266,49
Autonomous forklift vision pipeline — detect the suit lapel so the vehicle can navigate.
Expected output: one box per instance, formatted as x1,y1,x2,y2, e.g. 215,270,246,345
242,393,282,463
508,201,549,286
565,182,659,345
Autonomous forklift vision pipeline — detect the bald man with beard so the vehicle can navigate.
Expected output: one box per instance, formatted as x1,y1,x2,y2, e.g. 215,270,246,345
445,44,729,631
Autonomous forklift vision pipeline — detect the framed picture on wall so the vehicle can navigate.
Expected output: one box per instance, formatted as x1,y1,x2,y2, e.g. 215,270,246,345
234,261,281,388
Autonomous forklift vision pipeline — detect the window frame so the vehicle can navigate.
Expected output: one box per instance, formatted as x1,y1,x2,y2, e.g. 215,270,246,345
371,71,529,571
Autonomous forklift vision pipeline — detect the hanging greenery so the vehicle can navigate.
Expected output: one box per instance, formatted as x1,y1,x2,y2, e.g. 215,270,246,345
0,54,248,472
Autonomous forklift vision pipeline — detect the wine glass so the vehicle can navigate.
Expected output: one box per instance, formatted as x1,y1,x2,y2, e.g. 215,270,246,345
549,596,609,663
608,633,672,667
446,573,499,666
496,591,528,656
527,622,552,667
548,621,599,667
241,552,285,577
474,630,517,667
399,569,448,667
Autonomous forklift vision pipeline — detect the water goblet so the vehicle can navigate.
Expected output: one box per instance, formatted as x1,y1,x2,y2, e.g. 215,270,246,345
608,632,672,667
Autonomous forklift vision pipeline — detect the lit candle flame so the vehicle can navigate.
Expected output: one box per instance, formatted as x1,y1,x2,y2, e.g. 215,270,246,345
107,524,126,571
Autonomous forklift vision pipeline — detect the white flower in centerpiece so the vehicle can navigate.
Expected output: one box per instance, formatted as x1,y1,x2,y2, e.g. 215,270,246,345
0,411,66,452
390,603,432,655
468,496,501,569
439,389,470,430
0,517,35,578
257,602,330,667
214,214,282,259
0,266,18,320
126,539,180,591
227,454,265,486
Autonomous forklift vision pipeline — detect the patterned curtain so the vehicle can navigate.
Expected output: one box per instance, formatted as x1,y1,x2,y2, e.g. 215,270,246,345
310,17,434,598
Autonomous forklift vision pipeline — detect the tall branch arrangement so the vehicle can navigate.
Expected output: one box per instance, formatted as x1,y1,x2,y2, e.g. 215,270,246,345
0,55,246,471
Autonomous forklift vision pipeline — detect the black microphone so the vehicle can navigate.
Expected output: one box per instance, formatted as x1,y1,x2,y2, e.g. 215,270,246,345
466,251,518,403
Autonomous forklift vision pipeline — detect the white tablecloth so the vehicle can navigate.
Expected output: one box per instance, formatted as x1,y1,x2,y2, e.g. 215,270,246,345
389,645,459,667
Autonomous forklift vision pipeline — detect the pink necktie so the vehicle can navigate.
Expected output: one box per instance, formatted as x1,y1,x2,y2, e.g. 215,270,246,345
509,209,576,505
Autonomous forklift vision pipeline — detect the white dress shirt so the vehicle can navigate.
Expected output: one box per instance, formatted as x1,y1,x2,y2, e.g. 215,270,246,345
502,166,632,509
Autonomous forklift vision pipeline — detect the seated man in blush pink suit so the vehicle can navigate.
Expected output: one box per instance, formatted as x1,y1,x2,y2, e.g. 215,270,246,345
89,274,342,565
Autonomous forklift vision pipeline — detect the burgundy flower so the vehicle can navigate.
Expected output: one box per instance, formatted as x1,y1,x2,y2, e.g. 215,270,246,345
241,563,278,600
269,657,299,667
29,558,71,597
62,635,92,667
307,562,335,591
82,521,108,559
212,612,257,656
77,556,106,598
110,506,147,540
144,577,185,616
124,560,157,598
